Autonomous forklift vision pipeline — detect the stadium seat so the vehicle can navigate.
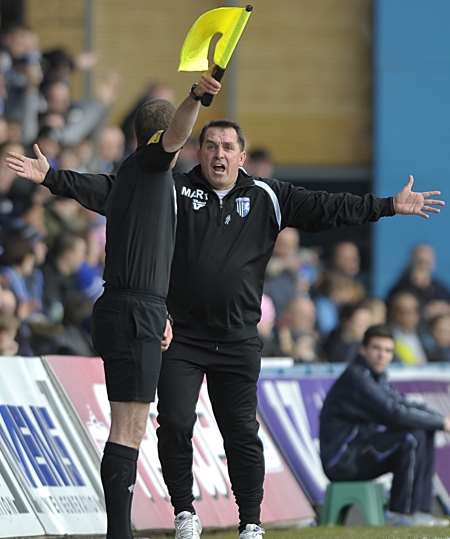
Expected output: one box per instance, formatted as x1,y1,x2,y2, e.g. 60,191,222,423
320,481,385,526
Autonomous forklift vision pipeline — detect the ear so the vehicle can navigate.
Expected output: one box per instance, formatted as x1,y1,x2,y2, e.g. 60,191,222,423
239,150,247,167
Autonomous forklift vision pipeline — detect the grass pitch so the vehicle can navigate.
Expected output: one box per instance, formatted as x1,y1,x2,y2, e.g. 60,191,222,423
150,524,450,538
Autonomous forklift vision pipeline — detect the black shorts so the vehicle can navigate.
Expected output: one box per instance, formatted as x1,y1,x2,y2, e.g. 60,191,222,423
92,289,167,402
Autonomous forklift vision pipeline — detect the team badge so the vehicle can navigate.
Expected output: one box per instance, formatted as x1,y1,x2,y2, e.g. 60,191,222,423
192,199,206,211
235,197,250,218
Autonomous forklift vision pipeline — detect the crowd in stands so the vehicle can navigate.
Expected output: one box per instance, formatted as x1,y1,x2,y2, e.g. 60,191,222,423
0,25,449,363
260,228,450,364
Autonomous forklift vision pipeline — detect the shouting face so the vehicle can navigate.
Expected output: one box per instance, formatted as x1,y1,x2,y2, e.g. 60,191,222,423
198,127,246,190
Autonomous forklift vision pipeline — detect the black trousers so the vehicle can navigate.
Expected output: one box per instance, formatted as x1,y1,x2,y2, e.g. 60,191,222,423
327,429,435,514
157,337,265,527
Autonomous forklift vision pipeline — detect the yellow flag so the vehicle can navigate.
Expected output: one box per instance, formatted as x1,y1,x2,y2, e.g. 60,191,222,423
179,6,253,72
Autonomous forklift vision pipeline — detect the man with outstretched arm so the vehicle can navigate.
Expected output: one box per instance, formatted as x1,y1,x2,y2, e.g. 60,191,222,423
7,74,221,539
6,120,444,539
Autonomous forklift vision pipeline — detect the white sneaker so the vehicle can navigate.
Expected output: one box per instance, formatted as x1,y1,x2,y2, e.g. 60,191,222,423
385,511,416,527
239,524,265,538
174,511,202,539
413,512,450,527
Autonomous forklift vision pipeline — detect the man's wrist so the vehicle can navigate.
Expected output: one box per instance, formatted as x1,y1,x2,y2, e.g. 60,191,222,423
189,83,202,102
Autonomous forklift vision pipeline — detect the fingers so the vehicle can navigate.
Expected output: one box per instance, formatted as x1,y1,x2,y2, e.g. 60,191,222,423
423,198,445,206
33,144,44,159
422,191,442,198
418,211,429,219
199,74,222,95
422,206,441,214
4,156,24,174
6,151,25,162
406,174,414,189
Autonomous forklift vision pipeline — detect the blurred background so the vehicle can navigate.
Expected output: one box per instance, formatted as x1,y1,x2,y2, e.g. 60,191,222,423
0,0,449,365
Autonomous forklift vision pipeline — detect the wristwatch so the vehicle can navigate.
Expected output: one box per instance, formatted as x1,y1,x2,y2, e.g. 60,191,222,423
189,83,202,101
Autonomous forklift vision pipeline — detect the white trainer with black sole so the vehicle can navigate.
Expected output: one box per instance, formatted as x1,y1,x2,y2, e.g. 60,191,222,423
239,524,265,538
174,511,202,539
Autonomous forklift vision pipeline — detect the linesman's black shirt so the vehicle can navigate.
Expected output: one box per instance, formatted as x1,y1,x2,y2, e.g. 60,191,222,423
43,132,176,298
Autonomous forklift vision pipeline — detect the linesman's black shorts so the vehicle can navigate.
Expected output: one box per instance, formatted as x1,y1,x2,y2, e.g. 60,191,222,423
92,289,167,403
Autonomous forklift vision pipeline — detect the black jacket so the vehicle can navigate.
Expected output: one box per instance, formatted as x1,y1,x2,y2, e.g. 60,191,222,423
319,355,444,476
43,166,395,341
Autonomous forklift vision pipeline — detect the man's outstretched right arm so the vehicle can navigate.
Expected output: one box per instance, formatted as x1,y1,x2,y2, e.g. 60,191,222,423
6,143,114,215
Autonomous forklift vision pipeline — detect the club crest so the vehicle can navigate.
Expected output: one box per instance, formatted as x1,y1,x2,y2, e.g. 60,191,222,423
235,197,250,218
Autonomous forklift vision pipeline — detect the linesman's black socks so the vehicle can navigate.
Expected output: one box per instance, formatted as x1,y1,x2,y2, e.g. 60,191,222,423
101,441,139,539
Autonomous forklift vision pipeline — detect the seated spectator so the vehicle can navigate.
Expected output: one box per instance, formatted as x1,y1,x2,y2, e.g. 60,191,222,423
319,324,450,527
87,126,125,174
425,314,450,362
264,227,303,319
362,297,387,326
0,224,38,320
322,302,372,363
314,271,366,335
0,312,19,356
277,296,320,362
42,233,88,322
388,244,450,307
329,241,368,290
388,291,427,365
245,147,274,178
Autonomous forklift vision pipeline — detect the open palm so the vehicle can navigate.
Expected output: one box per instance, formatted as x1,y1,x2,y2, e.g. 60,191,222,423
393,175,445,219
5,144,50,184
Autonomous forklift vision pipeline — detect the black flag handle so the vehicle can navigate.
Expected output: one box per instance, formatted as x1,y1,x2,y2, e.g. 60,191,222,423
201,65,226,107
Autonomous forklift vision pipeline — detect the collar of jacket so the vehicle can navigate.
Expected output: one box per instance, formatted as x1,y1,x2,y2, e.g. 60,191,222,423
186,164,255,191
353,354,387,381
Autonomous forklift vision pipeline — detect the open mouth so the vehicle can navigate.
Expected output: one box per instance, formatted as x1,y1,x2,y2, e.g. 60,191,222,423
212,163,226,173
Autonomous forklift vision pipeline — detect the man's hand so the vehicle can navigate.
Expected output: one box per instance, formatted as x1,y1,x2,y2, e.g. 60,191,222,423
393,175,445,219
191,74,222,99
161,319,173,352
5,144,50,184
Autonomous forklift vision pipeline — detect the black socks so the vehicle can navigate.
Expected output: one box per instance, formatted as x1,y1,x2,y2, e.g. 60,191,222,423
101,441,139,539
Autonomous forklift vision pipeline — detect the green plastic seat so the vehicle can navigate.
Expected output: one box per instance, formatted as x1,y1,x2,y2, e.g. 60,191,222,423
320,481,385,526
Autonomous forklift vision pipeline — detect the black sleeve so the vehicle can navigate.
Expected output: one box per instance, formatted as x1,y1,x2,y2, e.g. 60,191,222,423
42,168,114,216
136,130,178,172
268,179,395,232
351,368,445,431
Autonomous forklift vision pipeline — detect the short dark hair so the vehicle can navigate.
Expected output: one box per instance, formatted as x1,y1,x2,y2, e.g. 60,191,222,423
199,120,246,151
362,324,394,347
133,99,175,147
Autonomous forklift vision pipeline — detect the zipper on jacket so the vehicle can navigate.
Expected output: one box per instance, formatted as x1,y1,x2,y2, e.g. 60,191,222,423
216,194,223,225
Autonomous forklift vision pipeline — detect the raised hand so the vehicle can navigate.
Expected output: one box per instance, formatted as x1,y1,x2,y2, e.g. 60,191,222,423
393,175,445,219
5,144,50,184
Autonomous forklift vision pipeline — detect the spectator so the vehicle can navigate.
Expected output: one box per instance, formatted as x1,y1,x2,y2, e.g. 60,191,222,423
329,240,367,289
323,302,372,363
0,224,38,320
362,297,387,326
278,295,320,362
425,314,450,362
388,244,450,307
320,324,450,527
264,227,303,319
87,126,125,174
245,147,274,178
42,233,87,322
314,271,366,335
388,291,427,365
